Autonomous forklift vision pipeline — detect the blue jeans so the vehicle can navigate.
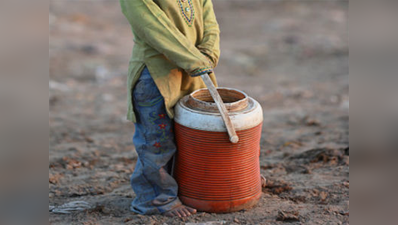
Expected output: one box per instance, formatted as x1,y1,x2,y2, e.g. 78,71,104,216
130,67,181,214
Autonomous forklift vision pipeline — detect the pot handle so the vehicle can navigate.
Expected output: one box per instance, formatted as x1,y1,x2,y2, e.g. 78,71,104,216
201,73,239,143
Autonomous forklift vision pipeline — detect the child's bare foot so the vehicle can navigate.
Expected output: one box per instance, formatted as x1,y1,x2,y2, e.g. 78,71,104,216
163,205,197,217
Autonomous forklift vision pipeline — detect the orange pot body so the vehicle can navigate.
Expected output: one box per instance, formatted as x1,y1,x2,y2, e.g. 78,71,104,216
174,122,263,213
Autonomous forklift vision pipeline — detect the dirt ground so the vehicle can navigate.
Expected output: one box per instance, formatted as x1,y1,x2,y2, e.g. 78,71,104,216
49,1,348,224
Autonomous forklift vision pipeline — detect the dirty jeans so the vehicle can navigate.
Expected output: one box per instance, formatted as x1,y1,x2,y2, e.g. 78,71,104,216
130,67,182,214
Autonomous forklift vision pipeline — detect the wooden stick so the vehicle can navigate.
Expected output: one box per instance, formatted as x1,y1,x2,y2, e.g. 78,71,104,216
201,73,239,143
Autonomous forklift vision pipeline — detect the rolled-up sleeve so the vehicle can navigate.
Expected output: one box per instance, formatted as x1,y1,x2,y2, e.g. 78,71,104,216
120,0,213,77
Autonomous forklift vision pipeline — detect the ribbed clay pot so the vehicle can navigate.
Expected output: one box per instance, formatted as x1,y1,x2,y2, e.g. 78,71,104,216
173,87,263,213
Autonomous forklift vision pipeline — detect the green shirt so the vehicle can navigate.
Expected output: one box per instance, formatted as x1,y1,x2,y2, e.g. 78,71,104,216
120,0,220,122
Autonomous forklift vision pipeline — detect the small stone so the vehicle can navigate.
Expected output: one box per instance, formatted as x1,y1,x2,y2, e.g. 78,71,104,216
339,210,349,216
319,191,328,201
306,118,320,126
276,210,299,222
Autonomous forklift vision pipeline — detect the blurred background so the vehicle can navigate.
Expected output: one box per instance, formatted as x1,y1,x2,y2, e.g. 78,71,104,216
49,0,348,224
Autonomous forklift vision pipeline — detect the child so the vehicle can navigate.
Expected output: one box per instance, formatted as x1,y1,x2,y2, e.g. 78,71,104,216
120,0,220,217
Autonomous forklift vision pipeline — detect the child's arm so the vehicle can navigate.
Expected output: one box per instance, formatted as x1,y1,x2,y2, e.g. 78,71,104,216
120,0,213,77
197,0,221,69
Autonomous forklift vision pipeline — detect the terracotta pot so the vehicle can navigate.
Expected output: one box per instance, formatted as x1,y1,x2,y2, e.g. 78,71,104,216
174,88,263,213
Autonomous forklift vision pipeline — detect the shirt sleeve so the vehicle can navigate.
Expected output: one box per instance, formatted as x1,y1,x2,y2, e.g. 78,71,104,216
196,0,221,69
120,0,213,77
